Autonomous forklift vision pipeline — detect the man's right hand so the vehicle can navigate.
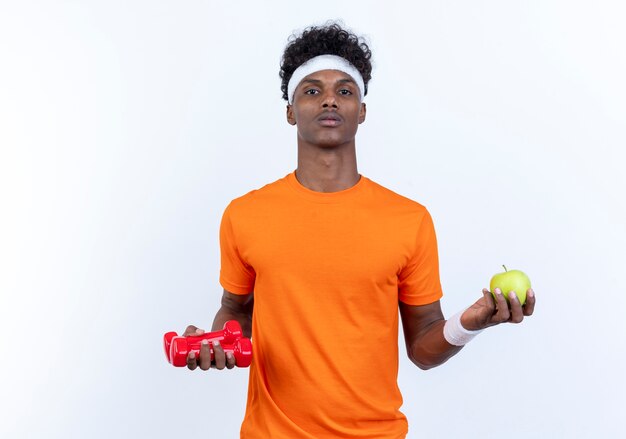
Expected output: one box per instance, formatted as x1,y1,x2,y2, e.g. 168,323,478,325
182,325,237,371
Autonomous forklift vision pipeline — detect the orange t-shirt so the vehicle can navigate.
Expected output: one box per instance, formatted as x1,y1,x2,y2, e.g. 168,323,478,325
219,172,443,439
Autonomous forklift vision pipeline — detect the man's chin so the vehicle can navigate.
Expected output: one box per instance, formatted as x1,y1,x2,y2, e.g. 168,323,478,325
297,130,357,149
311,135,355,149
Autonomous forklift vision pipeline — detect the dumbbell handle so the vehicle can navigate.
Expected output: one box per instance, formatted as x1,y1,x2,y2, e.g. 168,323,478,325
169,336,252,367
163,320,243,363
163,320,252,367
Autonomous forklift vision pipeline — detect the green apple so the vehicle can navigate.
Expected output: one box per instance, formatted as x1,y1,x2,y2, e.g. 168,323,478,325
489,265,531,305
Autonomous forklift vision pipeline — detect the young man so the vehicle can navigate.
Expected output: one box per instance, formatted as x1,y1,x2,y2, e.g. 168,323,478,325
184,23,535,438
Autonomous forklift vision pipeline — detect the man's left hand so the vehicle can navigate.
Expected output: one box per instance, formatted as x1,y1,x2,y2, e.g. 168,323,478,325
460,288,536,331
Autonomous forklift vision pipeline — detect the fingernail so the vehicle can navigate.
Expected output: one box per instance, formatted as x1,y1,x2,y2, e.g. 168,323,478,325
495,288,502,295
528,288,535,297
226,352,233,360
213,340,220,347
509,291,517,300
189,351,195,359
202,339,208,345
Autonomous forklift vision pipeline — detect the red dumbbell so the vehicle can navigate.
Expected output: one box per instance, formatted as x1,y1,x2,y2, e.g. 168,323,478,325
169,336,252,368
163,320,243,361
163,320,252,368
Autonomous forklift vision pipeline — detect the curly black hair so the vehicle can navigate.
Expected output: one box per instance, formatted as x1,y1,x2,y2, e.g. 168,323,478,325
279,22,372,101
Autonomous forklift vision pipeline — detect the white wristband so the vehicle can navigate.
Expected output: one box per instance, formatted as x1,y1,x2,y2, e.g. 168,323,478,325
443,310,483,346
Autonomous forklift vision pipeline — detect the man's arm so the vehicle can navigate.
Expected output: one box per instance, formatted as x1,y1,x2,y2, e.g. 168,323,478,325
211,289,254,337
399,300,461,370
399,288,535,370
185,289,254,371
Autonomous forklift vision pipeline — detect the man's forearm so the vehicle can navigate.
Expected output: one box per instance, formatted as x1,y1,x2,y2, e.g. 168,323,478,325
211,292,254,337
408,319,463,370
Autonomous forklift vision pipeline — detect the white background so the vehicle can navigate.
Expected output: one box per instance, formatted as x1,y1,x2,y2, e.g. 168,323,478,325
1,1,625,438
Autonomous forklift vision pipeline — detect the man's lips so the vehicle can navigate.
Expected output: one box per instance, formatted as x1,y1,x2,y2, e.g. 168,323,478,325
317,112,343,127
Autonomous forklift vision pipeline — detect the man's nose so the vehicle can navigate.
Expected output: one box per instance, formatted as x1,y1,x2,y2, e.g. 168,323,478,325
321,91,338,108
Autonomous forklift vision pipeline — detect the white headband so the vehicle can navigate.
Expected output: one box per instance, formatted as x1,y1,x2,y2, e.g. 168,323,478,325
287,54,365,104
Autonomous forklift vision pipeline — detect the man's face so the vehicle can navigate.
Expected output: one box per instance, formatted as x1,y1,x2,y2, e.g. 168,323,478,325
286,69,366,148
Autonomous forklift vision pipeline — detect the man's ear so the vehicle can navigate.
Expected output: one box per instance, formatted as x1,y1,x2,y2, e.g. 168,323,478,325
286,104,297,125
358,102,367,124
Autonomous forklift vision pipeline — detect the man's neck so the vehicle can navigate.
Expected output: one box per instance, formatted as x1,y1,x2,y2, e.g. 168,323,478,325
295,142,359,193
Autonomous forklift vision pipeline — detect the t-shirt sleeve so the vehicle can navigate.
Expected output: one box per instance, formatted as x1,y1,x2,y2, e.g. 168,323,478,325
397,208,443,305
219,204,256,295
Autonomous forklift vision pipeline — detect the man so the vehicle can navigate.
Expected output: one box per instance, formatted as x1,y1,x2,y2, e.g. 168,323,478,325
184,23,535,438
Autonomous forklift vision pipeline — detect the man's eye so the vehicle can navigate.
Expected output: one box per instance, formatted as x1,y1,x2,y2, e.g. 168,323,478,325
339,89,352,95
305,89,319,95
